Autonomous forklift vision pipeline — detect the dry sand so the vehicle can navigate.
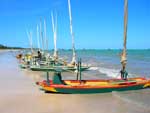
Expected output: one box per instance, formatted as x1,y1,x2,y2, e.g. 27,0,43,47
0,50,150,113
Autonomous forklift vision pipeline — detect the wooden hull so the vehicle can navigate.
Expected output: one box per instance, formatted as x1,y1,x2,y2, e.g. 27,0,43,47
30,65,89,72
37,78,150,94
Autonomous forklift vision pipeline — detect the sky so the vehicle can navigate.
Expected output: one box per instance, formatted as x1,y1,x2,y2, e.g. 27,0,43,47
0,0,149,49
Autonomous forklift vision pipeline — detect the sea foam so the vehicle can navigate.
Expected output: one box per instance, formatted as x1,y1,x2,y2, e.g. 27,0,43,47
98,67,121,78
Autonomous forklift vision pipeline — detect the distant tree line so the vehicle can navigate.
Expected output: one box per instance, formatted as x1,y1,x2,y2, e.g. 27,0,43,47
0,44,23,49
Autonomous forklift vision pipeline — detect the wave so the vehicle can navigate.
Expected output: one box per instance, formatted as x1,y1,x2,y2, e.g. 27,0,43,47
98,67,121,78
88,66,121,78
88,67,99,71
89,66,135,79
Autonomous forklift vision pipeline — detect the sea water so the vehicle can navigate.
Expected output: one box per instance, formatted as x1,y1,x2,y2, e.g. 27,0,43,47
55,49,150,79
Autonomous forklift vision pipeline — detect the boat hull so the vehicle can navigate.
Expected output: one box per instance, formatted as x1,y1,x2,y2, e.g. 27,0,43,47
50,84,145,94
19,64,29,69
37,78,150,94
30,66,89,72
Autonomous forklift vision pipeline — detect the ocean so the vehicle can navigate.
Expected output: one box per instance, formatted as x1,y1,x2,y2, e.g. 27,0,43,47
56,49,150,79
0,49,150,113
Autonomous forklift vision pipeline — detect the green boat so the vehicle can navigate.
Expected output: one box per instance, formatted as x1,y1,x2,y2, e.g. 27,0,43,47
30,65,89,72
19,64,28,69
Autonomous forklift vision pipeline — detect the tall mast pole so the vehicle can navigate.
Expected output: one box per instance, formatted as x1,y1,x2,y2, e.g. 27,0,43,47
51,12,58,59
37,25,40,51
44,19,48,50
27,30,33,53
40,19,44,51
121,0,128,79
68,0,76,65
30,31,33,53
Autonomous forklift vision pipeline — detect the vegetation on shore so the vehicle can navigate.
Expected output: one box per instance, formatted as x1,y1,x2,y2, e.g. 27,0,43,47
0,44,23,49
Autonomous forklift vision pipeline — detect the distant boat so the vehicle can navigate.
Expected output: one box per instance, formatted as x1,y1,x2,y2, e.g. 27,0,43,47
30,64,89,72
29,0,89,72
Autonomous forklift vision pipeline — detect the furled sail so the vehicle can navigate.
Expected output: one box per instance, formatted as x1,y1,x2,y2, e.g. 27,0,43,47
121,0,128,68
68,0,76,65
51,12,58,59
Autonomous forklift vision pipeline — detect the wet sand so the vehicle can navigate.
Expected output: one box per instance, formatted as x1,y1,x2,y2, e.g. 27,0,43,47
0,50,150,113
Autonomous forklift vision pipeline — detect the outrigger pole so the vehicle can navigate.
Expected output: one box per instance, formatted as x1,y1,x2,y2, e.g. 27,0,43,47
51,11,58,59
120,0,128,80
79,58,82,82
68,0,76,65
76,58,82,81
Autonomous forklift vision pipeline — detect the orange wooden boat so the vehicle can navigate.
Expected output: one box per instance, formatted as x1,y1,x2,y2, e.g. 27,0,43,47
36,72,150,94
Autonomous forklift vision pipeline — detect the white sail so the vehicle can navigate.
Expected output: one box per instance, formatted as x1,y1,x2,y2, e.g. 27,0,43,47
68,0,76,65
51,12,58,58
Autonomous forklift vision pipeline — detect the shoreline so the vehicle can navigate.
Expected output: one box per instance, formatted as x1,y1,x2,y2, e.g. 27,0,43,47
0,49,20,52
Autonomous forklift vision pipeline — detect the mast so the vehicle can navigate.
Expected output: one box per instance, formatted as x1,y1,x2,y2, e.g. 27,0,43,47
37,25,40,51
68,0,76,65
27,30,33,53
44,19,48,50
120,0,128,79
40,19,44,51
51,12,58,59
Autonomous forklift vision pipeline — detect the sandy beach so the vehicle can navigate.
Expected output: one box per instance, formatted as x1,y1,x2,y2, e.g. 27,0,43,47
0,50,150,113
